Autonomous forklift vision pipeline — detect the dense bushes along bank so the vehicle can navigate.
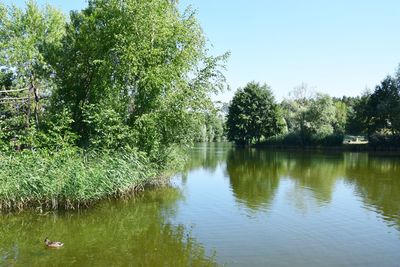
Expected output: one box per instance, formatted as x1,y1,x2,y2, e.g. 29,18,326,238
0,148,185,211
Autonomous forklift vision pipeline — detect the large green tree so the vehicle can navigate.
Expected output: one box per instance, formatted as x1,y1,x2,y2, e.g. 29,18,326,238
51,0,228,153
226,82,285,145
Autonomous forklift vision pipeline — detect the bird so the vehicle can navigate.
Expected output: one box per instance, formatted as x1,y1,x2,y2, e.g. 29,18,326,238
44,237,64,248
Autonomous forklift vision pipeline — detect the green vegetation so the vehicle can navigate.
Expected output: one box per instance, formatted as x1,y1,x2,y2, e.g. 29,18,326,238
193,104,226,143
0,1,227,210
226,82,286,145
227,67,400,148
0,148,164,210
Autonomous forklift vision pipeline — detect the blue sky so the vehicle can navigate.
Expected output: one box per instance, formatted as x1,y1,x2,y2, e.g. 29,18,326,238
3,0,400,102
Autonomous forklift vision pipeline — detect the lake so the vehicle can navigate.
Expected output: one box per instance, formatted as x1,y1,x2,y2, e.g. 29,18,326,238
1,143,400,266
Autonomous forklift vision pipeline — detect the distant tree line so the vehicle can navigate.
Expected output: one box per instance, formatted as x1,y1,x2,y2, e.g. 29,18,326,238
226,65,400,147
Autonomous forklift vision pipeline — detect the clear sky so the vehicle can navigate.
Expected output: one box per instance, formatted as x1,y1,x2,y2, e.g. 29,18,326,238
3,0,400,102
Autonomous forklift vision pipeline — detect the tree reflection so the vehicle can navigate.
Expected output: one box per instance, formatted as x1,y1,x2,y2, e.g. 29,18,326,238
344,153,400,229
285,152,345,204
181,143,232,184
0,188,218,267
226,148,282,211
225,147,400,229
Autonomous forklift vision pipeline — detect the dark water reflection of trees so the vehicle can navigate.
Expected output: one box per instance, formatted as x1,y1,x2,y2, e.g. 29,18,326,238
226,149,281,210
344,153,400,229
189,145,400,229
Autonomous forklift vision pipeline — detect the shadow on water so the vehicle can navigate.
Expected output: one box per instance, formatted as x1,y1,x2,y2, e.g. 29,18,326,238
0,188,218,267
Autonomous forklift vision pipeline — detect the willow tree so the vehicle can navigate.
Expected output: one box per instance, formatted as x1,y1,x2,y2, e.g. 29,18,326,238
52,0,228,154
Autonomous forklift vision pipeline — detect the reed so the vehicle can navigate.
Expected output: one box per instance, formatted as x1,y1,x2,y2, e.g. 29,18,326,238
0,148,174,211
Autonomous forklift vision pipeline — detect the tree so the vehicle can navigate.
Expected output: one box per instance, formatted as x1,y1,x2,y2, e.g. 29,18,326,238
304,93,336,139
333,100,347,134
51,0,228,152
281,83,313,144
226,82,285,145
346,94,371,135
369,76,400,135
0,1,65,147
281,87,338,144
0,0,65,97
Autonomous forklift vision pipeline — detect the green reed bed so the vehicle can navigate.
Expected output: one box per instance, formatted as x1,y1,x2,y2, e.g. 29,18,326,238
0,149,167,211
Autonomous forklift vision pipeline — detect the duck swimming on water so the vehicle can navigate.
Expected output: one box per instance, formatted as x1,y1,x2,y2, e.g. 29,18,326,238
44,237,64,248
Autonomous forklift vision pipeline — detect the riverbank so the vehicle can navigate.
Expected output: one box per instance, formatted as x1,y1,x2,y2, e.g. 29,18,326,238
0,148,184,211
256,133,400,152
253,143,400,153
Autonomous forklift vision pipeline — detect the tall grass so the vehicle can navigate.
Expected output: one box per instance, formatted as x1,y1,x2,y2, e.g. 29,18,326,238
0,148,177,211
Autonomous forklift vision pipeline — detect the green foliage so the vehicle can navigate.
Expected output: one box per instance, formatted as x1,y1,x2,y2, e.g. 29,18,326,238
0,69,14,88
30,108,78,150
0,0,228,154
333,101,347,134
346,94,373,135
275,68,400,147
226,82,285,145
0,0,64,86
0,148,162,210
305,94,336,139
0,0,228,210
82,104,134,150
369,76,400,135
52,0,228,150
281,90,338,144
346,73,400,139
0,1,65,148
194,107,226,142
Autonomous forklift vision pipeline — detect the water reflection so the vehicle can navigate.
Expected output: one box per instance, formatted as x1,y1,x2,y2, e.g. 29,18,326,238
189,145,400,230
183,143,231,174
0,188,218,267
2,145,400,266
345,153,400,229
226,149,281,211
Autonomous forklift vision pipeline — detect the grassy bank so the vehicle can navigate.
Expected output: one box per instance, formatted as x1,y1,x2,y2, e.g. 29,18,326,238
0,148,183,211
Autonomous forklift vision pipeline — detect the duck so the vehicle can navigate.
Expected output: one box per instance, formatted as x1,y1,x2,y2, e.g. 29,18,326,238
44,237,64,248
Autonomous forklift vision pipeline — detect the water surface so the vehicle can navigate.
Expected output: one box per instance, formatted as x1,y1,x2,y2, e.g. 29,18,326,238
1,144,400,266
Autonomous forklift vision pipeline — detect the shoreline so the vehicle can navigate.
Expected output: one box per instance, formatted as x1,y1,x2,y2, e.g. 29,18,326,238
0,149,182,212
247,143,400,154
